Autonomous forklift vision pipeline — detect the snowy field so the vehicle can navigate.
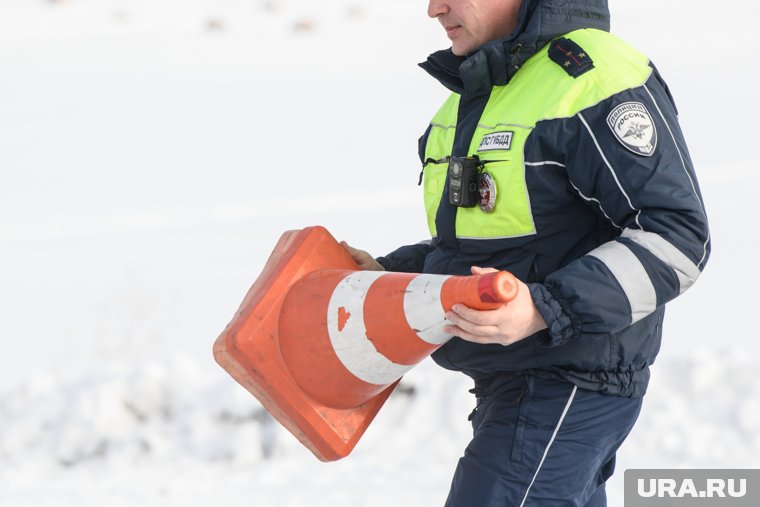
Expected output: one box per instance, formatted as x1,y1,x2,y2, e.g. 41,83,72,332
1,0,759,505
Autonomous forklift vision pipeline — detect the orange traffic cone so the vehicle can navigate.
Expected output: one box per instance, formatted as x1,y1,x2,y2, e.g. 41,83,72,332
213,226,517,461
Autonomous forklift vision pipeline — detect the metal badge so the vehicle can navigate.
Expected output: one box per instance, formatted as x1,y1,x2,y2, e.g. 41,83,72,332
478,172,497,213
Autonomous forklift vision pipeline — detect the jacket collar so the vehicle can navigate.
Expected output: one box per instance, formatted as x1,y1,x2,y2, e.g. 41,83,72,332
419,0,610,97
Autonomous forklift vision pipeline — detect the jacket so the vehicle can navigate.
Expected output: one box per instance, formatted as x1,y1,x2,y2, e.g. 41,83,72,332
377,0,710,397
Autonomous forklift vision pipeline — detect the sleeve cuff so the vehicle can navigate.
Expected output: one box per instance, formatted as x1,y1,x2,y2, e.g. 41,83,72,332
528,283,581,347
376,256,393,271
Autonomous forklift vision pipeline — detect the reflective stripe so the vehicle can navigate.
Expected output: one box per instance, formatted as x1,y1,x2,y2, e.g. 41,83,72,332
568,179,621,229
577,112,643,230
643,84,711,269
477,122,534,131
326,271,412,385
430,122,456,130
622,229,701,295
643,85,703,211
587,240,657,323
456,232,537,240
698,232,711,270
524,161,566,167
403,274,452,345
519,385,578,507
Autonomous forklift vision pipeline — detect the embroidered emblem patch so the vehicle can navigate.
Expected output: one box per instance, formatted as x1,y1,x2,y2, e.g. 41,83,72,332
478,131,513,152
606,102,657,157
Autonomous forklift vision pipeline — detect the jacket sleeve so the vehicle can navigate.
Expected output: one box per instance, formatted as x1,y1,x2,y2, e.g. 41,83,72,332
377,240,436,273
529,70,711,346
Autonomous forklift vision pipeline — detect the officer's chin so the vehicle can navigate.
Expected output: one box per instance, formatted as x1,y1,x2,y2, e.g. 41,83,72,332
450,40,474,57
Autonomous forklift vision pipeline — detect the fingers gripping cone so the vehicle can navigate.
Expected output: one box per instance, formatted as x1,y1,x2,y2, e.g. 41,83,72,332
213,226,518,461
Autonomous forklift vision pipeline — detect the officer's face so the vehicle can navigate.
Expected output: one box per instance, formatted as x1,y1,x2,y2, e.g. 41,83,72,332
428,0,522,56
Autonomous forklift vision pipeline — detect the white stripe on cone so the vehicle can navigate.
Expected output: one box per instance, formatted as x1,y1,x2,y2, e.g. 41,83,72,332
403,274,452,345
326,271,413,386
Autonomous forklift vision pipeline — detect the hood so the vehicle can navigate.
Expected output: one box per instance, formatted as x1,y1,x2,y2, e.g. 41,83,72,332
420,0,610,97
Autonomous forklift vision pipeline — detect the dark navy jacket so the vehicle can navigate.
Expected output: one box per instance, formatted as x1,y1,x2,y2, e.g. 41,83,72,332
377,0,710,397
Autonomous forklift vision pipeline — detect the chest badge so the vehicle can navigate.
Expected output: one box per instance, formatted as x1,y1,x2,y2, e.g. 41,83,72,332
478,131,513,152
479,172,497,213
606,102,658,157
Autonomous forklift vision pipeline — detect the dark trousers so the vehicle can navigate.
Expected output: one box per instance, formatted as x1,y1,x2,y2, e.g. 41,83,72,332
444,375,642,507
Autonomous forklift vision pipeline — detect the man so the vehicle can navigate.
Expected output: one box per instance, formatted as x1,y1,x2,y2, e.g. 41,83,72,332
344,0,710,505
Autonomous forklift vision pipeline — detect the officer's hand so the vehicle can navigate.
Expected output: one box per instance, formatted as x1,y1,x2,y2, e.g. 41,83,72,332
340,241,385,271
444,266,547,346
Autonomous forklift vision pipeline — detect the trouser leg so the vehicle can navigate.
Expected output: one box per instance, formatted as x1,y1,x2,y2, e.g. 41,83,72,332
584,482,606,507
444,376,641,507
583,455,618,507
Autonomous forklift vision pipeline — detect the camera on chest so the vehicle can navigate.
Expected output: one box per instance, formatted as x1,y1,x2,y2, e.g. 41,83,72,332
448,155,483,208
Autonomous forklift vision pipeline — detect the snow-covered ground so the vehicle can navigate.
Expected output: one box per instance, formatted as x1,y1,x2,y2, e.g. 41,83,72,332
1,0,759,505
1,348,759,506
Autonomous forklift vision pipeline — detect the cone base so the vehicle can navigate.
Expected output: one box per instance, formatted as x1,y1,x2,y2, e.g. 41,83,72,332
213,226,397,461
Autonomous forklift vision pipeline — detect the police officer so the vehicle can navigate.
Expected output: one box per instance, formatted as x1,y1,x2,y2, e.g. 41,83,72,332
344,0,710,505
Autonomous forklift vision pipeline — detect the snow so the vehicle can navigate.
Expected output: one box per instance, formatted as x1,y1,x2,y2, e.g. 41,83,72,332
1,0,759,505
2,350,760,505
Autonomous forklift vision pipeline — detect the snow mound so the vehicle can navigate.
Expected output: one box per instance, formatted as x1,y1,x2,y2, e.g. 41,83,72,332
2,346,759,473
0,358,293,469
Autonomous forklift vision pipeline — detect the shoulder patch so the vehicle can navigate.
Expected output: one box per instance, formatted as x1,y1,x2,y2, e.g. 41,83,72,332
548,37,594,78
606,102,658,157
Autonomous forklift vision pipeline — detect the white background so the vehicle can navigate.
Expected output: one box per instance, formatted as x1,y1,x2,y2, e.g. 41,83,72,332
1,0,759,505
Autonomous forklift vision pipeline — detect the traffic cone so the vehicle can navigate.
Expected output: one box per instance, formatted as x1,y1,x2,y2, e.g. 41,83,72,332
213,226,518,461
